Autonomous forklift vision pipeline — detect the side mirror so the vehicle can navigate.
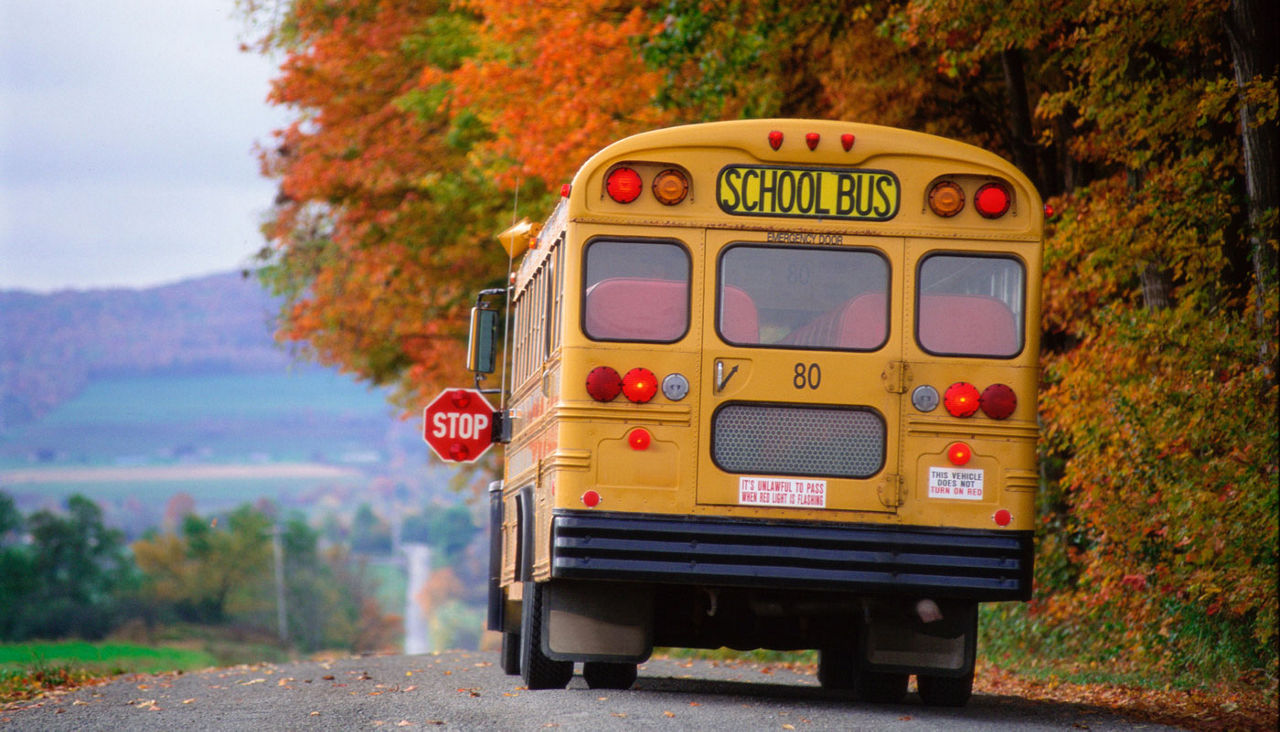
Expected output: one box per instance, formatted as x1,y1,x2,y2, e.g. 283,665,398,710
467,306,500,375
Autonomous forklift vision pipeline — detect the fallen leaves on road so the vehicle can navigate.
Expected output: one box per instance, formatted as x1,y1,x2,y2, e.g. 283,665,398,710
973,663,1278,731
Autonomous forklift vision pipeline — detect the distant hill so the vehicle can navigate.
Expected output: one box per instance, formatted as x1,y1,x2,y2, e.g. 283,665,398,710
1,272,295,431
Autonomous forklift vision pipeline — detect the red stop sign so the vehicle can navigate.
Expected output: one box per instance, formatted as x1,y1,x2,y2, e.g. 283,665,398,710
422,388,495,463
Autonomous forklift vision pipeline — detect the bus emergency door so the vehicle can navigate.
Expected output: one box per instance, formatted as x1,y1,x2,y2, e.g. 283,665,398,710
697,229,905,515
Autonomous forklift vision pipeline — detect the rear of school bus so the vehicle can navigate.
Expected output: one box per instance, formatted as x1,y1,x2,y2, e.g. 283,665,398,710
495,119,1042,703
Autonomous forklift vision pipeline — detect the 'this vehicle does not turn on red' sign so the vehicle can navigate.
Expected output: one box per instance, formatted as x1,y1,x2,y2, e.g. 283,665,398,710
423,389,495,463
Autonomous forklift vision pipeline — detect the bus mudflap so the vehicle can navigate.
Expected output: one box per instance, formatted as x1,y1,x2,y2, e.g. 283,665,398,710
539,580,654,663
858,599,976,677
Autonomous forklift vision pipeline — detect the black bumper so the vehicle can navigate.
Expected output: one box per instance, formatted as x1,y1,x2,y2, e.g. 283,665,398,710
551,511,1033,601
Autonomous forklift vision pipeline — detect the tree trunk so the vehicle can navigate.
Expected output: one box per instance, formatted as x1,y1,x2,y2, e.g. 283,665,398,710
1000,49,1043,196
1223,0,1280,335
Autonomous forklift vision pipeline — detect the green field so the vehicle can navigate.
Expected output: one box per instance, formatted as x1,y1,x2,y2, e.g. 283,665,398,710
0,641,218,675
1,369,401,469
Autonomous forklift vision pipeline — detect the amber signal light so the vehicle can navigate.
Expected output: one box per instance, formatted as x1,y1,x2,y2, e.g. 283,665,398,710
652,169,689,205
928,181,965,217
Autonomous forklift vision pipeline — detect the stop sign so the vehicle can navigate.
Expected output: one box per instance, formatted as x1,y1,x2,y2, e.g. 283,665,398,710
422,388,495,463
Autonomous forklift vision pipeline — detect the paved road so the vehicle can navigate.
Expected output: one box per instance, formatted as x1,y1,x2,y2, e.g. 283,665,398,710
2,651,1180,731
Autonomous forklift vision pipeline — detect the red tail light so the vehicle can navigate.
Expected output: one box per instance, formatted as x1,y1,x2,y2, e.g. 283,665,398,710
980,383,1017,420
606,167,643,203
974,182,1011,218
628,428,651,450
944,382,981,417
586,366,623,402
993,508,1012,527
582,490,601,508
621,368,658,403
947,442,972,466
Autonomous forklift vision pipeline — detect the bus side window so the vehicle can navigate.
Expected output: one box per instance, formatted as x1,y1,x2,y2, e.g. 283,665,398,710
582,239,690,343
916,254,1024,357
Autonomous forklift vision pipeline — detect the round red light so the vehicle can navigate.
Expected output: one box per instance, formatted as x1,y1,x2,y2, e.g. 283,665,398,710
974,182,1011,218
993,509,1012,527
606,167,642,203
947,442,972,466
943,382,981,418
582,490,601,508
448,442,470,461
621,368,658,403
980,383,1017,420
585,366,623,402
628,428,651,451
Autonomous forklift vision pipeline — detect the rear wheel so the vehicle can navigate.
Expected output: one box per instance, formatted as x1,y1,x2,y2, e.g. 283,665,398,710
499,631,521,675
520,582,573,690
856,671,909,704
917,670,974,707
582,661,637,690
816,645,855,690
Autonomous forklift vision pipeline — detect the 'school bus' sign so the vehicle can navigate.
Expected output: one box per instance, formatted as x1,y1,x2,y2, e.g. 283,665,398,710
716,164,900,221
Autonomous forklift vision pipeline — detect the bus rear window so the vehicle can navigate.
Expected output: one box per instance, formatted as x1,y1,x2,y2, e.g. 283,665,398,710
583,239,690,342
718,245,889,350
916,254,1024,357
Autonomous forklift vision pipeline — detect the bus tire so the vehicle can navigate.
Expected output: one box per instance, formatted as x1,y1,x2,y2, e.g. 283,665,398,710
816,646,855,690
520,581,573,690
582,661,637,690
917,671,974,707
500,631,521,675
855,671,909,704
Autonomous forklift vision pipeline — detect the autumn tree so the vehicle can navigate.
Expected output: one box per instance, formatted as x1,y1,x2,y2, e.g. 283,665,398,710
245,0,1277,679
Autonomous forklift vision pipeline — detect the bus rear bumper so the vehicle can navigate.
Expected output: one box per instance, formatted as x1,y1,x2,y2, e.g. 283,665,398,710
550,511,1033,602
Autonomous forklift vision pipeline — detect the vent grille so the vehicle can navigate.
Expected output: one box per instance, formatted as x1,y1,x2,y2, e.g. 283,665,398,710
712,403,884,478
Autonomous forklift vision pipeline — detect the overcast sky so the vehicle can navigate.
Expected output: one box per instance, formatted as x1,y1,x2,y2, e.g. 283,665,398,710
1,0,287,293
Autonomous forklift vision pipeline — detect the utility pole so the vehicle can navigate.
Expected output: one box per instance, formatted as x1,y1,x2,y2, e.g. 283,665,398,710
272,524,288,644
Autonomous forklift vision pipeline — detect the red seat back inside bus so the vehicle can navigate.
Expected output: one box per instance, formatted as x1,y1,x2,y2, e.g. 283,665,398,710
720,286,759,343
781,292,886,349
918,294,1019,355
585,278,688,341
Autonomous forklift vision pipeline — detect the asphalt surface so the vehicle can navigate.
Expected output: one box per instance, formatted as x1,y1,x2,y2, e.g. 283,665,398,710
2,651,1183,731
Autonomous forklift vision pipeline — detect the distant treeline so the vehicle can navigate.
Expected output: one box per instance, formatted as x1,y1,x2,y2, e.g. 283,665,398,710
0,272,293,431
0,491,481,653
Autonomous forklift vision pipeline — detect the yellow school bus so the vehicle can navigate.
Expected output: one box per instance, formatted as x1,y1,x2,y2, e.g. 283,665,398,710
469,119,1041,706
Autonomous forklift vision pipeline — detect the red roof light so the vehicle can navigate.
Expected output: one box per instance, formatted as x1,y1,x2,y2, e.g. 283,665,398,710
606,167,643,203
974,182,1012,218
768,131,783,150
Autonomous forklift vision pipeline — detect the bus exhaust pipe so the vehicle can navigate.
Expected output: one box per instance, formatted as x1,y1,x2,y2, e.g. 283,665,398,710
915,598,943,623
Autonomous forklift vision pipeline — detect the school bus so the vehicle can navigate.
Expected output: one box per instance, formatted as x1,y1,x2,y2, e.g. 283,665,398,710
468,119,1041,706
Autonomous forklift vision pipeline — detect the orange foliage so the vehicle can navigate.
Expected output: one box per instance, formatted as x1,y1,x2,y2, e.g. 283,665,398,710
444,0,676,188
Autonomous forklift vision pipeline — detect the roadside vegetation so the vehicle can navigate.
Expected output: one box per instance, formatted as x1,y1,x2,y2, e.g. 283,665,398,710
0,489,486,704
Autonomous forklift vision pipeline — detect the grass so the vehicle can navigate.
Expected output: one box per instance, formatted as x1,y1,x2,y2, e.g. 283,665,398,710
0,641,219,703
